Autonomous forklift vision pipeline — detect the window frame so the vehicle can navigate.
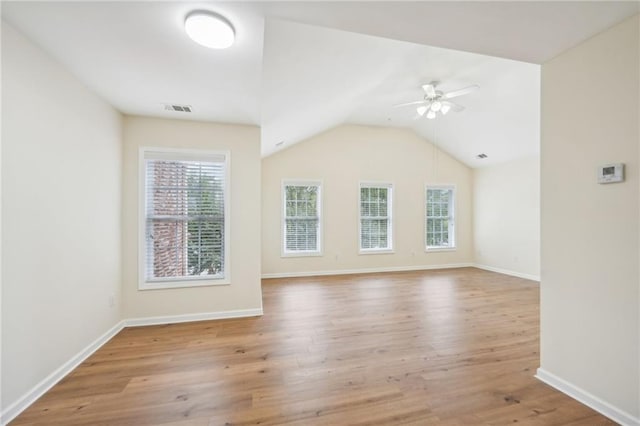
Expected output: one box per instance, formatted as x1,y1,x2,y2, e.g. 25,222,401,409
138,147,231,290
425,184,456,252
359,182,394,255
281,179,323,257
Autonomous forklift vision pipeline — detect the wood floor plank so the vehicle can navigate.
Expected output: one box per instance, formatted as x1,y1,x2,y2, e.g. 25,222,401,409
10,268,615,425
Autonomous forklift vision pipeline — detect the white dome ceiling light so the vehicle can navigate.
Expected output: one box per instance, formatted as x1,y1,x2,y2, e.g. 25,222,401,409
184,11,235,49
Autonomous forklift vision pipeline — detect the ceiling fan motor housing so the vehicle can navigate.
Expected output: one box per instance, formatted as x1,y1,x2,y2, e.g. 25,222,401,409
425,90,444,101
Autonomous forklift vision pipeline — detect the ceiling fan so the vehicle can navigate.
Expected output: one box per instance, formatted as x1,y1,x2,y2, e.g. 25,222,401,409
394,81,479,119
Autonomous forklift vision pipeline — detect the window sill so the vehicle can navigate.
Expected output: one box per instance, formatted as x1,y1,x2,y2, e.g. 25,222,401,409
425,247,457,253
359,249,395,255
139,277,230,291
281,251,323,258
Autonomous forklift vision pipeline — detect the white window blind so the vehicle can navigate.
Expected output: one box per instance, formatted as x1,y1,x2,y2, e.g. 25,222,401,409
283,183,321,254
426,186,455,249
142,150,228,285
360,184,393,251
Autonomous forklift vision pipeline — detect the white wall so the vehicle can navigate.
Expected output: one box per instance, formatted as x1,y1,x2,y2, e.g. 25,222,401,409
1,22,122,413
0,16,4,418
121,116,263,318
262,125,473,276
540,15,639,421
473,156,540,280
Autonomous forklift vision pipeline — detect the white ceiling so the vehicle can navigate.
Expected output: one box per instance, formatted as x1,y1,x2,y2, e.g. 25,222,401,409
260,1,640,64
262,19,540,165
2,1,638,167
2,2,266,125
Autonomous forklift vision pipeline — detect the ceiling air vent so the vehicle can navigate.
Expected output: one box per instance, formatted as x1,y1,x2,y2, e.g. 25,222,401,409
476,153,488,159
164,104,192,113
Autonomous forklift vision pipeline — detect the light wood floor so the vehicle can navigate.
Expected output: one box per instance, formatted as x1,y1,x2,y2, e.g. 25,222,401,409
12,268,614,425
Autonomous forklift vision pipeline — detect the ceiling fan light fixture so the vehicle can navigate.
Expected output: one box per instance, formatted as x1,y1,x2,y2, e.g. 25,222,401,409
396,82,477,120
185,11,235,49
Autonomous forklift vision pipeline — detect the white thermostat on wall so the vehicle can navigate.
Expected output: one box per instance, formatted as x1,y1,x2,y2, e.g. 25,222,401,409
598,163,624,184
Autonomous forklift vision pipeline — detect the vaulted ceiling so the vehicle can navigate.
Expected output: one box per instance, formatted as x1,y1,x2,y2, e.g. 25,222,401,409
3,1,638,167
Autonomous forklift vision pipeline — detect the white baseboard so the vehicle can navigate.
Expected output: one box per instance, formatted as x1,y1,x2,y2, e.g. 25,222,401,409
1,320,126,426
473,263,540,282
1,308,263,425
536,368,640,426
261,263,474,279
124,308,263,327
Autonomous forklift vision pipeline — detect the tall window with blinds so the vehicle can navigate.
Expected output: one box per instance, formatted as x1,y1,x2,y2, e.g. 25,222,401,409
360,183,393,252
282,182,322,256
140,149,230,289
426,186,455,250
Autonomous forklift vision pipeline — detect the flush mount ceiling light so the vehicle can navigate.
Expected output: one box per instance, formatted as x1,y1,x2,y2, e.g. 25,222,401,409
184,11,235,49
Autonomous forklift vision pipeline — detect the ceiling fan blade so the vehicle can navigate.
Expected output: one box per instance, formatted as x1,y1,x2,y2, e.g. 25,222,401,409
442,84,479,100
422,84,436,98
393,100,427,108
442,101,465,113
